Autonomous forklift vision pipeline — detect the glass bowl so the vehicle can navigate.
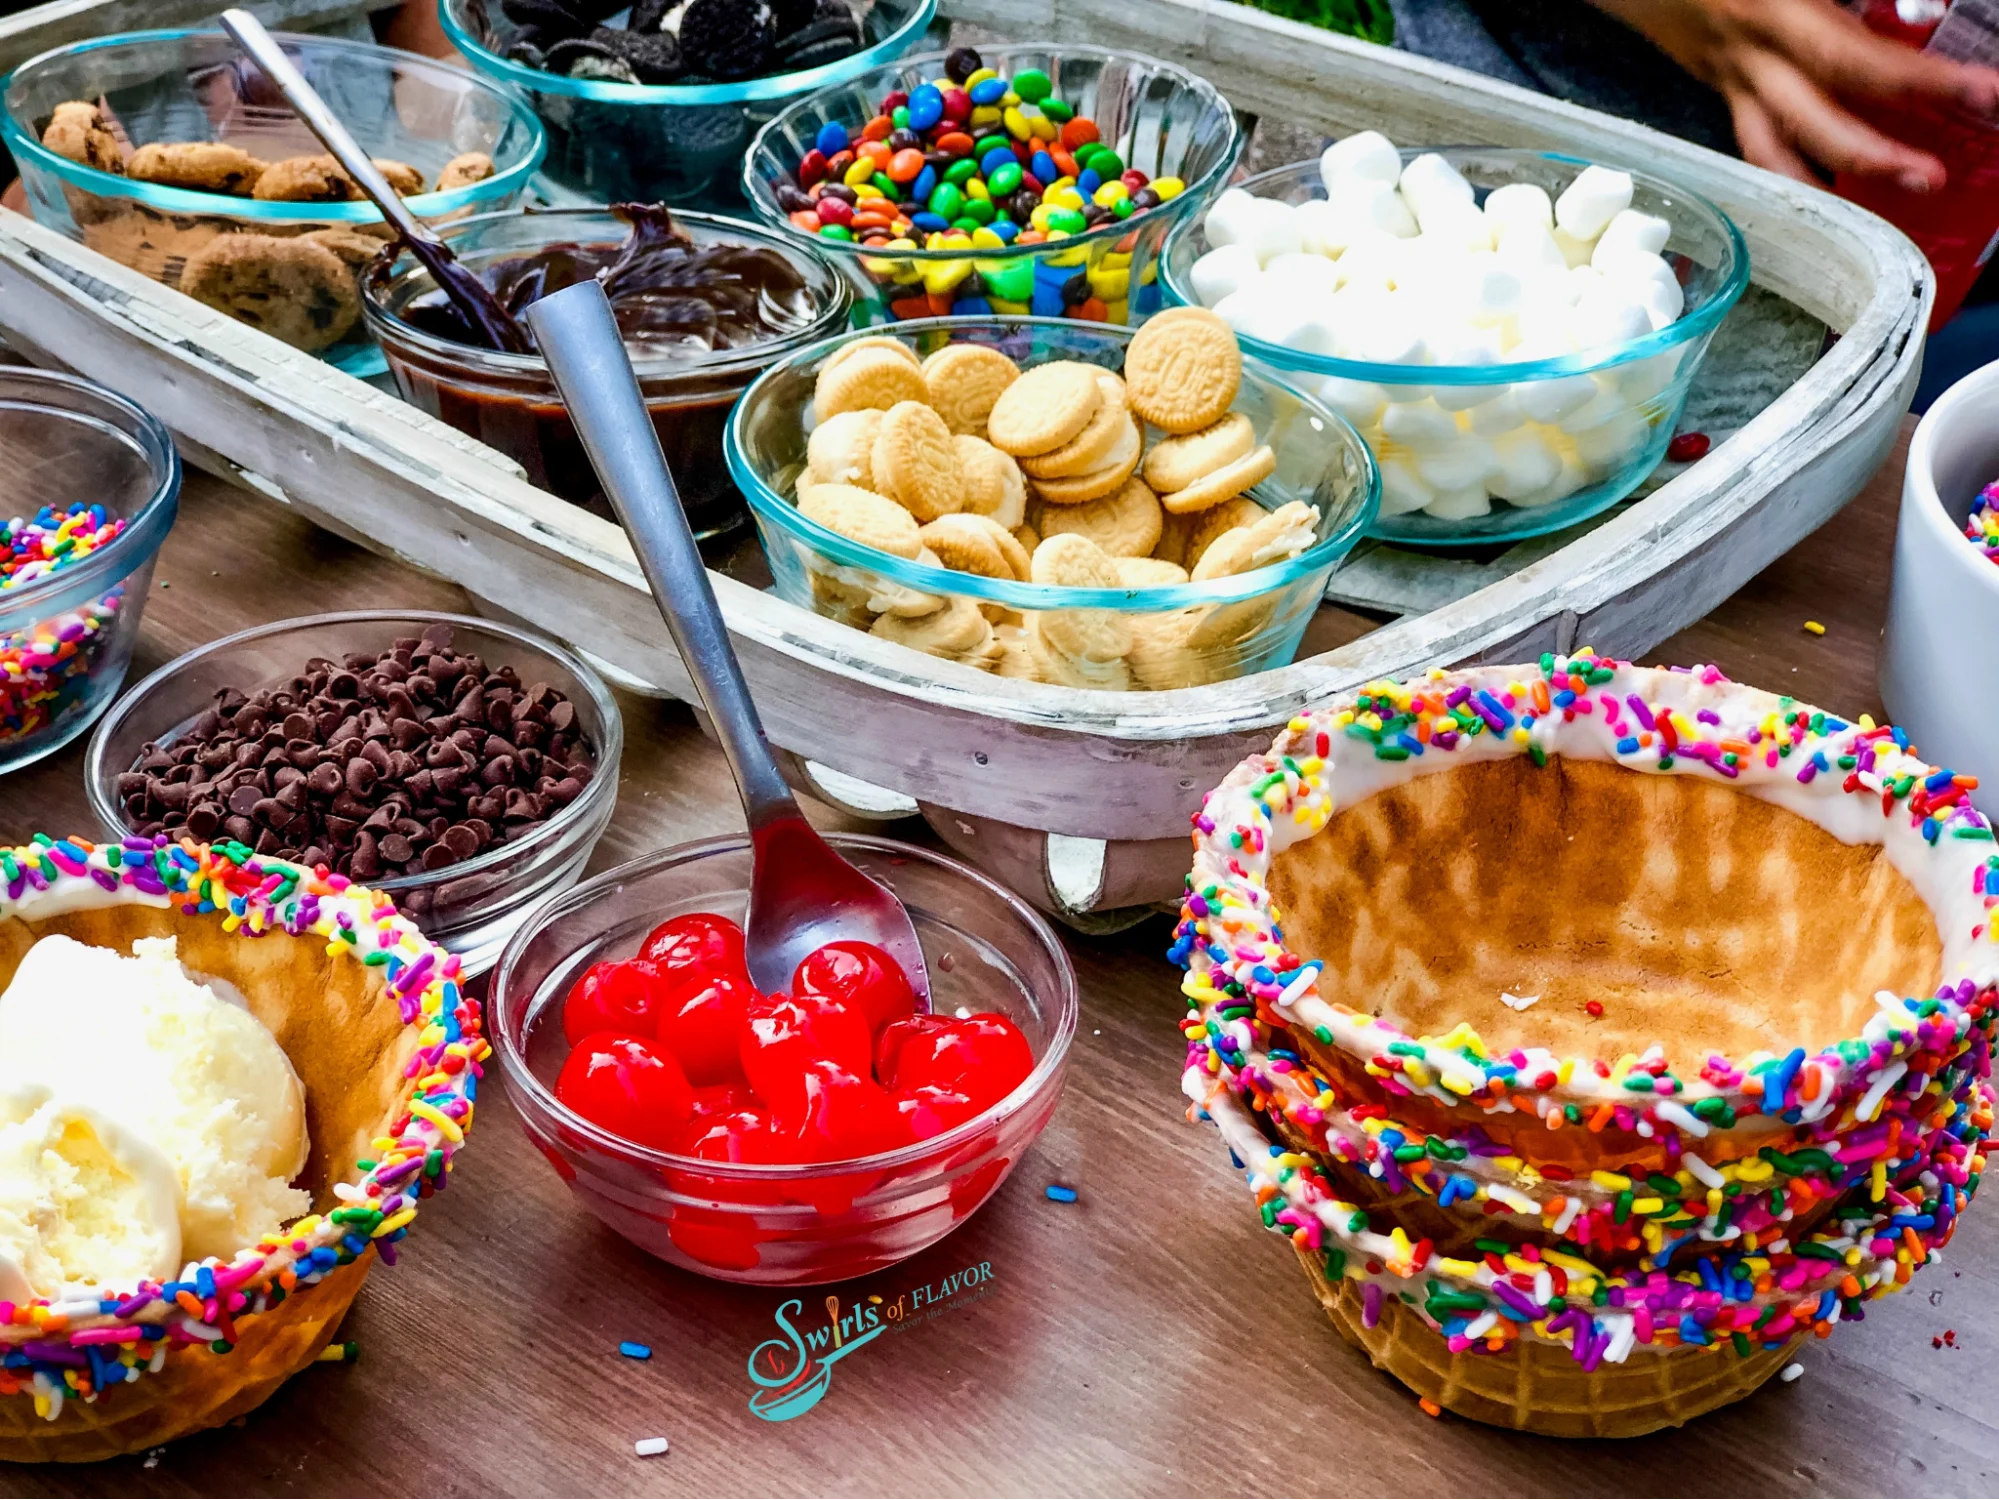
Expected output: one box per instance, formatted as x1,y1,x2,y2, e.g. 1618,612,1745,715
491,832,1077,1286
362,207,850,539
727,316,1379,692
1160,149,1750,547
1,28,546,374
83,610,622,976
439,0,937,206
743,45,1242,327
0,369,180,775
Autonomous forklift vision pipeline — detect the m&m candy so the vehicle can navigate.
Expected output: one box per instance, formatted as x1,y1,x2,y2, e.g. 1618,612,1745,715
773,47,1187,321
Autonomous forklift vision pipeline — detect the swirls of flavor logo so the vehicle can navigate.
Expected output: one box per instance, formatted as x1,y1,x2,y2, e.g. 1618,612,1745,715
744,1261,996,1421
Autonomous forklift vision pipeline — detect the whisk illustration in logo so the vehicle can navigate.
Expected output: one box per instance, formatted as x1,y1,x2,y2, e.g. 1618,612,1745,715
744,1262,996,1421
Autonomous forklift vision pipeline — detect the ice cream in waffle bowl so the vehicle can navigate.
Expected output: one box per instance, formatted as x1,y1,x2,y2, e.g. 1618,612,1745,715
1174,656,1995,1438
0,835,480,1462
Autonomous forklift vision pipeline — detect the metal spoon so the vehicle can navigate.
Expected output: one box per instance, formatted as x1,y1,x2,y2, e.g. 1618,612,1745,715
522,278,932,1005
218,8,532,354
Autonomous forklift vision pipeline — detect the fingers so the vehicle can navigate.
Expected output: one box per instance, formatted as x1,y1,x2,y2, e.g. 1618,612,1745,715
1726,91,1820,183
1737,46,1948,188
1759,0,1999,114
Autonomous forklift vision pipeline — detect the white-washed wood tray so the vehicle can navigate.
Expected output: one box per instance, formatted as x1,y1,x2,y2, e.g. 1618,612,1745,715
0,0,1929,920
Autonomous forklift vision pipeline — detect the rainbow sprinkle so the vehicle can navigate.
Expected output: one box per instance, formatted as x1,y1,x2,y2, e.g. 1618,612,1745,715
0,502,133,744
1966,482,1999,567
0,834,483,1423
1173,656,1996,1375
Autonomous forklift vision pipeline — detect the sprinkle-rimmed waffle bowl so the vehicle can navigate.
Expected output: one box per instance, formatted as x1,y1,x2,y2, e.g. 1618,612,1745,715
1175,656,1996,1438
0,835,480,1463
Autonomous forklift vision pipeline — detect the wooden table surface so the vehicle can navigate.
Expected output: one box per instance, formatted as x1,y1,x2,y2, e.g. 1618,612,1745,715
2,422,1992,1500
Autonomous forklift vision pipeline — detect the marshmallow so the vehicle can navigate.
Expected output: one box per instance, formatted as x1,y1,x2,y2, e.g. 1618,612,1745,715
1333,233,1403,292
1592,208,1672,268
1483,181,1554,239
1600,252,1685,330
1496,223,1569,280
1509,450,1588,508
1341,182,1419,240
1487,427,1563,500
1338,303,1426,365
1376,457,1435,516
1380,399,1460,446
1398,152,1476,220
1415,196,1491,250
1414,435,1500,490
1551,226,1595,268
1466,390,1526,436
1316,375,1389,427
1425,483,1494,520
1188,242,1262,308
1241,196,1304,265
1321,130,1402,190
1554,164,1634,241
1615,348,1682,404
1514,370,1597,425
1461,256,1523,326
1263,251,1344,299
1571,407,1647,472
1202,188,1262,250
1567,284,1652,353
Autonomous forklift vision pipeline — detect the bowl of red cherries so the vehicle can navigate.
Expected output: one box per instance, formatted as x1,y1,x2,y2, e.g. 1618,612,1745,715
490,830,1077,1284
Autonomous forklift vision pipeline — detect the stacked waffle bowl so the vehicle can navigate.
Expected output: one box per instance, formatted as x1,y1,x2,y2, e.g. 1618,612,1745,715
0,836,481,1462
1174,656,1996,1437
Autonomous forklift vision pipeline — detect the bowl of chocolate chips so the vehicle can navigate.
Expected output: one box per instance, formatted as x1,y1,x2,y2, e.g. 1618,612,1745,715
438,0,937,204
84,610,623,974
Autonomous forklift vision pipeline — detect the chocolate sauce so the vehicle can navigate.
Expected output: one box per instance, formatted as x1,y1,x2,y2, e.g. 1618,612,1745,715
400,203,818,358
380,205,825,534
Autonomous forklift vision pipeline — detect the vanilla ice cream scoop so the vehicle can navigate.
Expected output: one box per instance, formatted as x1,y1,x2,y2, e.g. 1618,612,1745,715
0,1080,182,1300
0,935,309,1264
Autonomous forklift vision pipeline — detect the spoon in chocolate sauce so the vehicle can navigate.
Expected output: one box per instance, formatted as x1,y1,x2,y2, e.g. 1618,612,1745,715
525,279,933,1008
218,8,531,354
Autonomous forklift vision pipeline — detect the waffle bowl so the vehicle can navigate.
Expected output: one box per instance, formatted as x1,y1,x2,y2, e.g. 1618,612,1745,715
0,835,481,1462
1176,656,1998,1435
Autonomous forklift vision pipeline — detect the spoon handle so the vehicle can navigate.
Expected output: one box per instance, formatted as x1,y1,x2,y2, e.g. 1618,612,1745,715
217,10,435,253
524,279,802,831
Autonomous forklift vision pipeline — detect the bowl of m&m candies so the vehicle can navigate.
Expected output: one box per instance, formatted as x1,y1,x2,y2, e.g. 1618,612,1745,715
491,831,1077,1284
743,44,1240,325
0,368,179,774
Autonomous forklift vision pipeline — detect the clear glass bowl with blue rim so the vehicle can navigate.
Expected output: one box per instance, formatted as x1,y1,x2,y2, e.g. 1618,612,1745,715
727,316,1379,692
0,368,180,775
438,0,938,206
1,27,547,378
84,610,623,976
742,44,1242,328
1159,148,1750,548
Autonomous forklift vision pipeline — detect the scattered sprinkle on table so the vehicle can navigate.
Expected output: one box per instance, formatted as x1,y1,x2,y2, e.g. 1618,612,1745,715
1933,1329,1959,1349
1583,999,1604,1018
1780,1362,1804,1383
620,1341,652,1360
1045,1183,1078,1203
315,1341,359,1363
634,1437,669,1458
1499,991,1540,1011
1803,619,1826,635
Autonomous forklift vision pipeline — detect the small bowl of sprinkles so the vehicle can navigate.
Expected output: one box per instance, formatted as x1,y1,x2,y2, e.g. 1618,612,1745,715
0,368,179,775
1175,656,1995,1438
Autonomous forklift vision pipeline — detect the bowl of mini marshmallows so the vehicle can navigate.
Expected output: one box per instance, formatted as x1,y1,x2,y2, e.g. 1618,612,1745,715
1162,138,1748,545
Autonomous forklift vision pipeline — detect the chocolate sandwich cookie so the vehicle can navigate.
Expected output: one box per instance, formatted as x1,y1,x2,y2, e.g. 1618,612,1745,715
500,0,589,37
546,33,639,82
677,0,776,81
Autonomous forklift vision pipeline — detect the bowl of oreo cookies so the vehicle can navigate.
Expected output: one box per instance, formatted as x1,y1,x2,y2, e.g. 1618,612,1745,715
439,0,937,205
0,28,546,372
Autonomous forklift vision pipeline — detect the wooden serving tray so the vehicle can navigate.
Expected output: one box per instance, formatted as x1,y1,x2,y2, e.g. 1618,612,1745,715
0,0,1929,920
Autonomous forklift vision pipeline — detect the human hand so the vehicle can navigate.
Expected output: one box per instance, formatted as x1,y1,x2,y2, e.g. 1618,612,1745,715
1591,0,1999,188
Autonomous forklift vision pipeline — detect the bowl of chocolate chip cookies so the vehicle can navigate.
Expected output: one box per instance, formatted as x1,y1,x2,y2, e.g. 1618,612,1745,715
728,310,1379,692
2,28,546,368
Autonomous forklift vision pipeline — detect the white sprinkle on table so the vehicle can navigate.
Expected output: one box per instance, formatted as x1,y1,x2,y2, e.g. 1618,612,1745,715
635,1437,670,1457
1780,1363,1804,1383
1500,992,1541,1011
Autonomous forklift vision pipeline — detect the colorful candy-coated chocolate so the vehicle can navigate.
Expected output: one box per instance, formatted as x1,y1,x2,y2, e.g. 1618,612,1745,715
779,48,1184,258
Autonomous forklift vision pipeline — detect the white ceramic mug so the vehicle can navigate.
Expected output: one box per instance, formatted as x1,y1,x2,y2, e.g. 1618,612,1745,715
1880,358,1999,788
